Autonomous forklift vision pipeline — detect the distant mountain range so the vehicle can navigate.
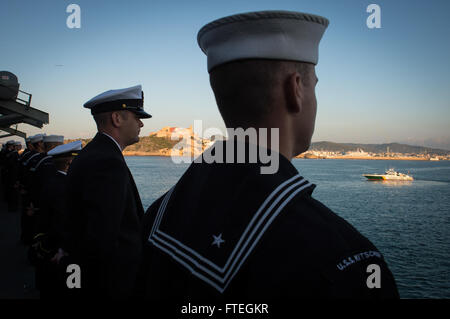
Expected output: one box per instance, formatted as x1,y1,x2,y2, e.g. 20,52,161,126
67,135,450,156
310,141,450,155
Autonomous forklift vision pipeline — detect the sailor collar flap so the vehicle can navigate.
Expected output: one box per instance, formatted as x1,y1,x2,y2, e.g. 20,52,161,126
148,172,315,293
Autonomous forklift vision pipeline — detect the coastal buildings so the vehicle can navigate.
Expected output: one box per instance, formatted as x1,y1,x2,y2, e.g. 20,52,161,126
149,126,214,156
87,126,450,160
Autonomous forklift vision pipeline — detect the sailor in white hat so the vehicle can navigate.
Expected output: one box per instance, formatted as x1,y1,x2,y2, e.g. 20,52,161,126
22,134,65,245
14,141,22,151
28,135,64,175
25,134,46,166
5,139,15,149
29,134,65,203
139,10,399,300
65,85,150,298
33,140,82,298
19,137,33,162
30,134,45,144
30,135,64,170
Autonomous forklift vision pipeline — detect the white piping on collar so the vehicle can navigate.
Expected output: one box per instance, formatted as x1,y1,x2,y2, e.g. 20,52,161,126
30,155,52,172
148,174,313,293
23,152,40,166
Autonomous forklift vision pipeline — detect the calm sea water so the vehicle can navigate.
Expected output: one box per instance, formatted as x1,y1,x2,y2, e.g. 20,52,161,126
126,156,450,299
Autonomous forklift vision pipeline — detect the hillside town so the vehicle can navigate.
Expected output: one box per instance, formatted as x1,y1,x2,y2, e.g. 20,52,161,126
298,148,450,161
121,126,450,161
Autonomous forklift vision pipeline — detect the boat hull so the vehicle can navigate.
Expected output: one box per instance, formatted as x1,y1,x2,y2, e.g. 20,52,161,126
363,174,413,181
363,175,385,181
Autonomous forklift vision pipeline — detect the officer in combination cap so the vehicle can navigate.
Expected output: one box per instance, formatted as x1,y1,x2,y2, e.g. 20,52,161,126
138,11,399,299
66,85,151,298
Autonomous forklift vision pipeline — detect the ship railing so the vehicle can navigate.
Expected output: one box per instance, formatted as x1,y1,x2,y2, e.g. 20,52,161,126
16,90,32,108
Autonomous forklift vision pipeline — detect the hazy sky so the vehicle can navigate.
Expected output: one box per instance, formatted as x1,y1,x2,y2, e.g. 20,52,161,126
1,0,449,148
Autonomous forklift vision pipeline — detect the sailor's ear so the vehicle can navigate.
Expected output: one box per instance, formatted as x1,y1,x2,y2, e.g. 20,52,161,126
110,111,122,128
284,71,303,114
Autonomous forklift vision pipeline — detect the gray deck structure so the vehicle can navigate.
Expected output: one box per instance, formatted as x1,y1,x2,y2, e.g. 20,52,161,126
0,89,49,139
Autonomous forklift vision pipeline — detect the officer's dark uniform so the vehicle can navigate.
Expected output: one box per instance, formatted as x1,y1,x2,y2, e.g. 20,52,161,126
66,84,151,298
67,85,151,298
66,133,145,298
138,142,399,299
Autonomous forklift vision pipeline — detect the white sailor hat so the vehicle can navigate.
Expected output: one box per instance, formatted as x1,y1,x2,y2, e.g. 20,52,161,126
83,85,152,119
47,140,82,158
43,135,64,143
30,134,45,143
197,10,329,72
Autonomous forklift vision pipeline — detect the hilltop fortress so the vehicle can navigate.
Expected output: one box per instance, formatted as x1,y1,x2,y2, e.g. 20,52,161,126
64,126,449,161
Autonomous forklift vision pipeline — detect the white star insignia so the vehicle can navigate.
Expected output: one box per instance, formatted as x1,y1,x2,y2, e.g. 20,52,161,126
212,233,225,248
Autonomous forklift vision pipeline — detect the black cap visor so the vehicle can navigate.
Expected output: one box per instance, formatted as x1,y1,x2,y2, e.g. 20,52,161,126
132,108,152,119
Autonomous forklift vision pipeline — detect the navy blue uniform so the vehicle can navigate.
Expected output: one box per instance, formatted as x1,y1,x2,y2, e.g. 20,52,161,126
66,133,145,298
34,170,69,298
138,142,399,299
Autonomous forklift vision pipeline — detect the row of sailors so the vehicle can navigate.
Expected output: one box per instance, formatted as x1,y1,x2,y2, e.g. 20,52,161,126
0,134,81,297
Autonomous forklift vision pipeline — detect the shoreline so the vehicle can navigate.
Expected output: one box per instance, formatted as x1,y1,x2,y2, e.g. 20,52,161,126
122,152,447,161
296,156,436,161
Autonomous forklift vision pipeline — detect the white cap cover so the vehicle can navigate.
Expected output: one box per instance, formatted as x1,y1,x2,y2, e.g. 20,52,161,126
197,10,329,72
48,140,82,157
30,134,45,143
83,85,152,118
